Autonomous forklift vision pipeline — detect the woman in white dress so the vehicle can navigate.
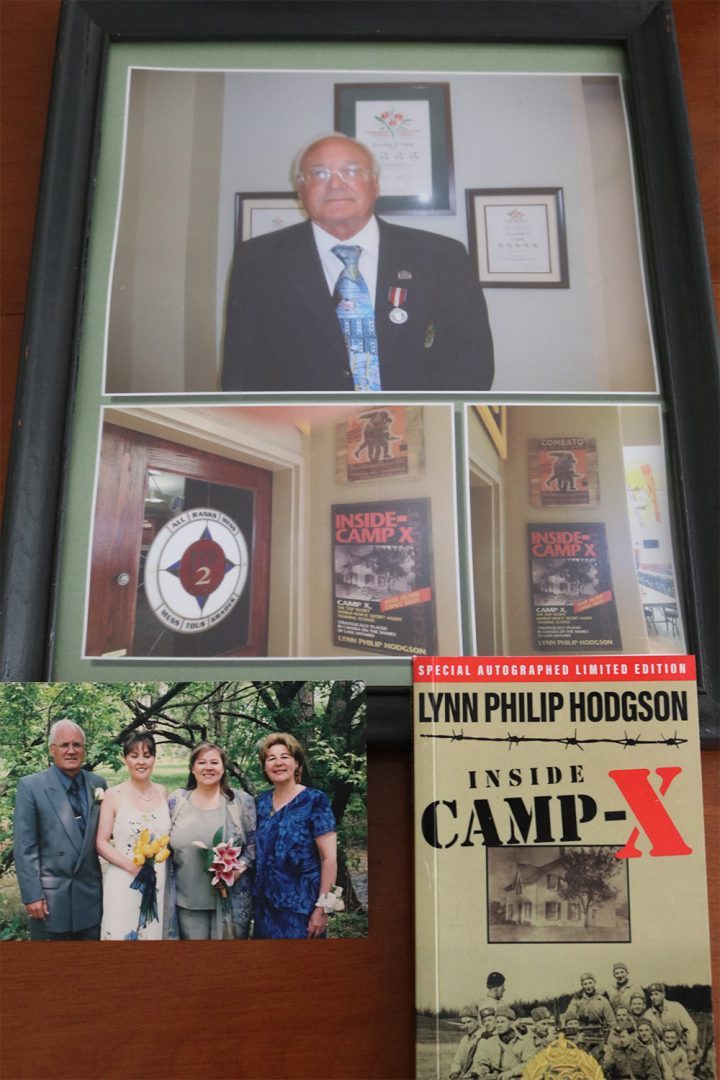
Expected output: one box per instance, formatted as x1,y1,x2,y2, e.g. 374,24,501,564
97,732,170,940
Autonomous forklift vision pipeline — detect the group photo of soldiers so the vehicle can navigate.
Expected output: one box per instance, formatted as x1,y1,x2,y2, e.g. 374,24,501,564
443,965,715,1080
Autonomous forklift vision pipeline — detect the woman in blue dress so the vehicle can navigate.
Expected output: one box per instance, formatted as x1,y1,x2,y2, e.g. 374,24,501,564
253,732,337,939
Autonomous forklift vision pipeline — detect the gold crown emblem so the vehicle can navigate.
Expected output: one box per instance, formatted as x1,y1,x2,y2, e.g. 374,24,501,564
522,1035,605,1080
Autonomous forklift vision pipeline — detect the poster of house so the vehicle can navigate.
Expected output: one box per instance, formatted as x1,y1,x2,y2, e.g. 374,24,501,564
332,498,437,655
527,522,622,651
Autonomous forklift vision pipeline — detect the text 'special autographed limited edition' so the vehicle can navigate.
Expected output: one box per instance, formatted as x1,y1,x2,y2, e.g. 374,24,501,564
413,655,715,1080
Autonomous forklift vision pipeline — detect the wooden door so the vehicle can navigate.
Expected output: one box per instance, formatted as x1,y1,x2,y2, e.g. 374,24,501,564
85,424,272,657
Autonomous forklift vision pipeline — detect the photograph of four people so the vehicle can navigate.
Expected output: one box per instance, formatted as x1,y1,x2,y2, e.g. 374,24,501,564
12,704,351,943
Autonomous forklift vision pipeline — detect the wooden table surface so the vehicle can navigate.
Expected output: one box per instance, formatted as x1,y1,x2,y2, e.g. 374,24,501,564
0,3,717,1077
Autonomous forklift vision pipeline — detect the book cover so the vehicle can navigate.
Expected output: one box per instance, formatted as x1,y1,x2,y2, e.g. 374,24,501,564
414,655,715,1080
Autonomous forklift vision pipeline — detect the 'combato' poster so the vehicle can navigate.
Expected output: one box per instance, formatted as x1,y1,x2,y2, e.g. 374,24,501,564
528,523,621,651
528,437,599,507
413,656,716,1080
335,405,425,483
332,498,437,656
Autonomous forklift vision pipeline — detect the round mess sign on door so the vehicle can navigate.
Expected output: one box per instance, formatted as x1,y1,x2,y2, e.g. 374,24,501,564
143,508,249,633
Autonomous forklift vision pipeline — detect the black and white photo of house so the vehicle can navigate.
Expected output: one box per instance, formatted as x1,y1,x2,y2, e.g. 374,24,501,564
487,845,630,944
334,544,417,602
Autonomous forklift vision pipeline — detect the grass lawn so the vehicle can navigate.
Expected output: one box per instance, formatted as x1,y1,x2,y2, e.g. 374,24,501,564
415,1015,462,1080
0,874,29,940
98,761,188,793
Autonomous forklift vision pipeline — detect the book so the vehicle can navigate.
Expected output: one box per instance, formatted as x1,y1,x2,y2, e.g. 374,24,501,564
414,655,715,1080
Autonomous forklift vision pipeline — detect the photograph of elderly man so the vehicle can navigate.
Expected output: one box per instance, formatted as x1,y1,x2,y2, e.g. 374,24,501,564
222,134,494,393
12,721,106,940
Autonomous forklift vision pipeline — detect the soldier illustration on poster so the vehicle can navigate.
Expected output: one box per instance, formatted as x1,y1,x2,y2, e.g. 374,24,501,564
336,405,425,483
528,437,599,507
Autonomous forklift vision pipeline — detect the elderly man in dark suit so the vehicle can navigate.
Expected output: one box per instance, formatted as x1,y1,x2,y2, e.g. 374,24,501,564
222,134,494,392
13,719,106,940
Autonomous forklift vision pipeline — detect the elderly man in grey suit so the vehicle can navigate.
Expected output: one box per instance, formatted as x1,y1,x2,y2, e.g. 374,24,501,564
13,719,106,940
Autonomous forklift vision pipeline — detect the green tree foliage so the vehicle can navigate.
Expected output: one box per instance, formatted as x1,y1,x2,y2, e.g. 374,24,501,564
0,681,367,896
0,682,131,871
557,846,621,927
488,899,510,925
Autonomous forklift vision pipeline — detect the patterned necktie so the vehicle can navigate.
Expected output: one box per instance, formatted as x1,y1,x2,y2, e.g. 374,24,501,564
332,244,381,391
67,777,86,834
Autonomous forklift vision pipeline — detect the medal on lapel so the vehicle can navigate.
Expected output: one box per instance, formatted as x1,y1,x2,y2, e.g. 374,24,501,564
388,287,408,324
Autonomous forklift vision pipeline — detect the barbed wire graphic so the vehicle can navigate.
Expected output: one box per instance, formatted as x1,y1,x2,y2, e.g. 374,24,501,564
419,731,687,751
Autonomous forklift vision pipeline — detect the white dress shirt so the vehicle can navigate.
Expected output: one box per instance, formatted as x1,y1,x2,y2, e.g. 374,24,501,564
311,217,380,304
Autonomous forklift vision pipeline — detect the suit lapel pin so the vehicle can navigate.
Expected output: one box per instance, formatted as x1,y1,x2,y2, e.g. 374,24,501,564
424,322,435,349
397,270,412,280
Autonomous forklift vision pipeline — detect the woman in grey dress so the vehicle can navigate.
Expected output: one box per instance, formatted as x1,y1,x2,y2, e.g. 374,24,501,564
165,742,256,940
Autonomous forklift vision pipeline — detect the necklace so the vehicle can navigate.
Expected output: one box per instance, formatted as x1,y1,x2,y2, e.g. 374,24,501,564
129,782,155,803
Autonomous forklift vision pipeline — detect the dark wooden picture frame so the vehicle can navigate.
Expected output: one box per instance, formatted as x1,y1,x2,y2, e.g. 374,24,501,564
2,0,716,741
334,80,455,214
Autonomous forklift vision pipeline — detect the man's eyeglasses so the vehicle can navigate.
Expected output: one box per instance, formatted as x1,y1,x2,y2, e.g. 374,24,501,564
297,165,375,187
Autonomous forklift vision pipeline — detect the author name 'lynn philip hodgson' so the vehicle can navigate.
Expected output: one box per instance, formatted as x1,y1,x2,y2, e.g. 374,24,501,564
415,657,692,725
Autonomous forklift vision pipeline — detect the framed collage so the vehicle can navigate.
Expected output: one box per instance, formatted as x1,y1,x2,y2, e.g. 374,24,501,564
1,2,717,1077
2,2,717,737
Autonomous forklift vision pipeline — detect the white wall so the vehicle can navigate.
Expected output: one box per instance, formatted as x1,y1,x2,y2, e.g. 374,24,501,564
108,71,224,393
106,68,656,393
217,69,655,392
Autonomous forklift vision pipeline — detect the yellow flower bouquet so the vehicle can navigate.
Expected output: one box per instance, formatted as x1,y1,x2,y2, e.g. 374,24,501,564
130,828,170,928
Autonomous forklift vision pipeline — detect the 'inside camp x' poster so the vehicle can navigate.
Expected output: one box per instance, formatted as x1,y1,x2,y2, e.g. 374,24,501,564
413,655,715,1080
332,498,437,656
528,523,622,651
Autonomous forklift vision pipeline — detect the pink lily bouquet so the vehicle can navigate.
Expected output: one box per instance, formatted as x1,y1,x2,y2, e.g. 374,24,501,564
193,827,243,910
